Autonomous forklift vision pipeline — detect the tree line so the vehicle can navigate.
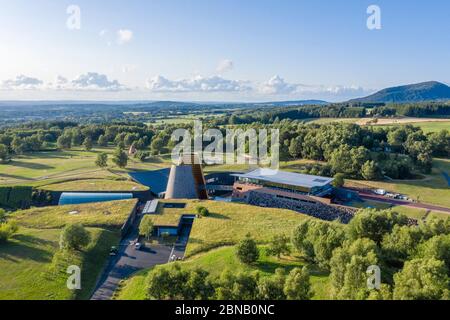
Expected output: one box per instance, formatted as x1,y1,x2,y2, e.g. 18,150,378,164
144,210,449,300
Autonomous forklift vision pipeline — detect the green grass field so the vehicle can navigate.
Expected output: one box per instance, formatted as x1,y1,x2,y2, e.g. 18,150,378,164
145,200,311,256
11,199,138,229
0,147,169,188
41,179,148,192
375,121,450,133
115,246,330,300
0,199,137,300
347,158,450,208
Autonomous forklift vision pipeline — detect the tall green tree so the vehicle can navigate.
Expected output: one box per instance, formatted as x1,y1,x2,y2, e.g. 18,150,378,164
258,269,286,300
112,147,128,168
95,152,108,168
59,223,91,251
284,267,313,300
0,144,10,162
393,258,449,300
83,136,93,151
266,234,291,259
139,216,154,240
236,234,259,264
347,209,409,244
361,160,382,181
330,238,379,300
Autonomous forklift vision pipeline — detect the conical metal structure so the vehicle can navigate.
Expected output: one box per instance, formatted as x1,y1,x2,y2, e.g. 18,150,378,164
164,154,208,200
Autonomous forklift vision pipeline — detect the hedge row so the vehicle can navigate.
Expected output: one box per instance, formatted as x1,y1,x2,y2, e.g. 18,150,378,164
0,186,32,209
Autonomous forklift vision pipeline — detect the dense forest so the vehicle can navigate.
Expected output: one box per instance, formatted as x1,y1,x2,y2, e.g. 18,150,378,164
1,118,448,181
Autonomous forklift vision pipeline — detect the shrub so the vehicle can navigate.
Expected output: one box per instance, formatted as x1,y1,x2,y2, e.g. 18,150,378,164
31,189,53,207
236,234,259,264
60,223,91,251
0,221,19,243
196,206,210,217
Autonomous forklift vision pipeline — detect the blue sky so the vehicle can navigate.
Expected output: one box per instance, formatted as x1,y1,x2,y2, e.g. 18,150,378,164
0,0,449,101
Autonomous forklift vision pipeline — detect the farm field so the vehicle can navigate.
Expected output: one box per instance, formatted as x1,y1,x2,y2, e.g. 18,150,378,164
358,117,450,133
303,117,449,133
346,158,450,208
115,246,330,300
0,199,137,300
305,118,360,124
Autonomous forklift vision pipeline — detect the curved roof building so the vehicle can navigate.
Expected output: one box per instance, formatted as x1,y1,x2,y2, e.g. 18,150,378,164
165,154,208,200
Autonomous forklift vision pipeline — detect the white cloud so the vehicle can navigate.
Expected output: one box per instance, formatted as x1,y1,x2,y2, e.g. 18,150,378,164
216,59,234,73
1,75,44,90
260,75,297,95
259,75,370,100
71,72,126,91
99,29,108,37
146,75,251,93
117,29,133,45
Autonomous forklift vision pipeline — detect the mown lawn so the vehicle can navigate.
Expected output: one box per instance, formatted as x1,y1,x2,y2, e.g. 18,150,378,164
11,199,138,229
0,199,137,300
152,200,310,257
0,226,121,300
115,246,330,300
0,147,170,187
41,178,148,192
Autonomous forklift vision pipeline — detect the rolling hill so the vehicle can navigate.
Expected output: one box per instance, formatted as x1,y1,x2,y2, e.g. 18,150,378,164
350,81,450,103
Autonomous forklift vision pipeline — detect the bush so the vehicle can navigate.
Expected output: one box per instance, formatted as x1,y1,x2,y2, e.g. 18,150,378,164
236,234,259,264
60,223,91,251
196,206,210,217
0,221,19,243
31,189,53,207
135,151,150,162
332,173,345,188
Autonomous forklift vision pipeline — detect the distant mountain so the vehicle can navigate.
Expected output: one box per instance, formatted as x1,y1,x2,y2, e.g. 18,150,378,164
349,81,450,103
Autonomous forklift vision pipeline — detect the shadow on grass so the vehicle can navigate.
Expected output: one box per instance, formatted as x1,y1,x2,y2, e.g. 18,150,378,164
0,234,55,263
0,173,34,181
9,160,54,170
208,212,231,220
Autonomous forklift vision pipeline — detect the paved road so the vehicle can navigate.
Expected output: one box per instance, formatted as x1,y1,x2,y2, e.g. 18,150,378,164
90,215,175,300
358,193,450,215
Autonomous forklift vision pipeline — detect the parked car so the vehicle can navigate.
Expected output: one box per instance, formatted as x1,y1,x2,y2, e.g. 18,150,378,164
110,246,119,256
135,242,143,250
